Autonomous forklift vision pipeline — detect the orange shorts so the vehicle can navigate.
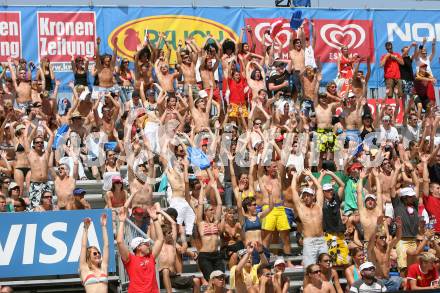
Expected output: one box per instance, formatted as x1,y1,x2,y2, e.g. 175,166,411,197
229,103,249,118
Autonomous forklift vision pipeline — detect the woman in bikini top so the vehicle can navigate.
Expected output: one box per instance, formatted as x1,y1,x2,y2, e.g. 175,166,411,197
79,214,109,293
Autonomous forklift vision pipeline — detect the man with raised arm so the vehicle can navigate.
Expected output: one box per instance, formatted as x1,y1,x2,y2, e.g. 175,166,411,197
188,85,213,133
117,207,164,293
356,168,383,242
290,169,327,267
25,120,54,210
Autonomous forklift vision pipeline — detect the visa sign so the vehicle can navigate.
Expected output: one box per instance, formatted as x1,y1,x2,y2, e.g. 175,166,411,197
0,209,115,278
108,15,238,64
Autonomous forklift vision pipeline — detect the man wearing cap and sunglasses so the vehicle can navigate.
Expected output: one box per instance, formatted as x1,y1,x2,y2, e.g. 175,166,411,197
350,261,386,292
117,207,164,293
290,169,328,268
357,168,384,243
26,122,54,210
320,171,350,266
391,163,421,271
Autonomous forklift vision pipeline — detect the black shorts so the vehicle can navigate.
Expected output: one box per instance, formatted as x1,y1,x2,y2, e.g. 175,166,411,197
159,270,193,289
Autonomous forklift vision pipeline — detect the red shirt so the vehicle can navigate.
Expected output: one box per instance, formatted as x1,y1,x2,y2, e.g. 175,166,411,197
380,52,402,79
423,194,440,232
407,263,438,290
225,77,248,105
123,253,159,293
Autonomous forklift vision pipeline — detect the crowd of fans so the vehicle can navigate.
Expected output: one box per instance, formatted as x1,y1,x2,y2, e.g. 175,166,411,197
0,17,440,293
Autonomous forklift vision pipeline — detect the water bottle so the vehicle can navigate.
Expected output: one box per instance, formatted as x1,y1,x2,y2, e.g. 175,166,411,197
6,201,14,212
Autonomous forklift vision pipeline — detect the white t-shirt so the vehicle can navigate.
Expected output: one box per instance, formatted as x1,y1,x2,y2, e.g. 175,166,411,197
401,122,421,148
379,125,399,143
416,56,432,75
305,45,317,68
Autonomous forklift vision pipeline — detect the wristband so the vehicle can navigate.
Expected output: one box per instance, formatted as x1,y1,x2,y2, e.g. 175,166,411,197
153,218,158,222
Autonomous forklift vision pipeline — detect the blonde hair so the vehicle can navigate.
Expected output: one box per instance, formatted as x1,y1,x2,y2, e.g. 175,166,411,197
85,246,101,269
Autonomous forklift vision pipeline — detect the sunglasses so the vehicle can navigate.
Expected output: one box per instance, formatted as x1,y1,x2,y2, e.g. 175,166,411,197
43,196,53,199
34,141,44,145
363,267,375,271
92,251,101,256
321,259,331,263
311,270,321,274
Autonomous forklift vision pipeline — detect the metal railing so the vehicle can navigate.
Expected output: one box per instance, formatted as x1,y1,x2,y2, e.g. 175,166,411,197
115,218,161,293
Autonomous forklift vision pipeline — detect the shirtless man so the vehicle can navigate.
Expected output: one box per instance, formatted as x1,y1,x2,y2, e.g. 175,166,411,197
357,168,383,242
155,58,179,93
158,213,201,293
315,93,340,168
341,92,363,146
188,85,213,133
127,136,155,208
199,51,220,104
161,152,195,237
8,58,32,110
291,169,327,267
367,216,402,291
95,37,117,88
93,93,120,141
289,27,306,94
301,63,321,104
52,161,78,209
258,161,291,257
372,158,394,204
352,56,371,99
177,40,198,86
25,121,54,210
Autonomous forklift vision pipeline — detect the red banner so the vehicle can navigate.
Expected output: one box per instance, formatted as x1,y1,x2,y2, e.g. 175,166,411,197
0,12,21,62
245,18,298,60
314,19,374,63
37,12,96,62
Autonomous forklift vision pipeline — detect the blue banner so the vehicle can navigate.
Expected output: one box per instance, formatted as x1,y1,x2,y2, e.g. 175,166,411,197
0,6,439,88
0,209,115,278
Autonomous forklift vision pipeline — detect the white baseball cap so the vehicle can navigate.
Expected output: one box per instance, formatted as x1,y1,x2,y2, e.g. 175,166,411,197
198,90,208,99
364,194,377,202
359,261,375,271
130,237,153,251
322,183,333,191
209,270,225,279
274,258,286,266
301,187,315,196
399,187,416,197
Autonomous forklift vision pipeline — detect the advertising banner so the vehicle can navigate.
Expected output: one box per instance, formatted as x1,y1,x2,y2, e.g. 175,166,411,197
0,6,439,88
0,209,115,278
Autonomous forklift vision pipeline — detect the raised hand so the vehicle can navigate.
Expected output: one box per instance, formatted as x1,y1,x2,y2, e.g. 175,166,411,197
100,213,107,226
118,207,127,222
83,217,91,229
